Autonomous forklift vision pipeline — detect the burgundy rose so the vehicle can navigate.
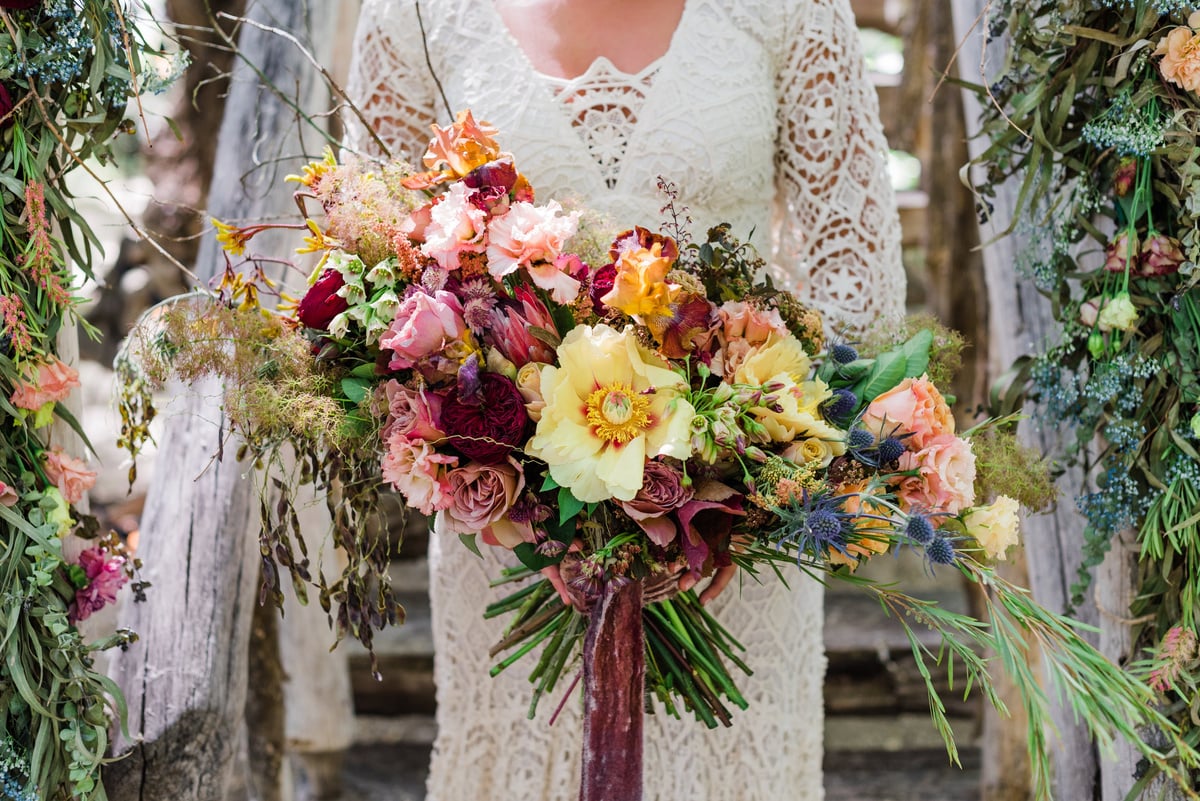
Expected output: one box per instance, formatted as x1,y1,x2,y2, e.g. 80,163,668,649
0,0,40,9
1140,234,1185,277
0,84,13,130
618,460,694,547
439,372,530,463
297,268,349,330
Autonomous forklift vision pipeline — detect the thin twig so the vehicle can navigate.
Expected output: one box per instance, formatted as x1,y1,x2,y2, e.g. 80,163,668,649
109,0,149,141
415,0,453,120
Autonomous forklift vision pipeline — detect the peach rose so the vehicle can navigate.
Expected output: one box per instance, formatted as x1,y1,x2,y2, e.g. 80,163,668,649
896,434,977,515
42,448,96,505
380,432,457,515
10,356,80,412
963,496,1021,560
0,480,17,507
861,376,955,450
516,361,547,422
1156,13,1200,94
440,458,527,548
717,301,790,347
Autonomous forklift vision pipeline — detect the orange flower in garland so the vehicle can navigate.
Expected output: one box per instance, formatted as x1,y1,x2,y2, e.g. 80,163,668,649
1155,12,1200,94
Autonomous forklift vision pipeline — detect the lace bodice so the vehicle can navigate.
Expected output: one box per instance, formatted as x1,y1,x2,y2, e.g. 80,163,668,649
345,1,904,798
346,0,905,333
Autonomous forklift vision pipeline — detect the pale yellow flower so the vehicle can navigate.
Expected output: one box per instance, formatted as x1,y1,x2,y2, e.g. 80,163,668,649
963,496,1021,560
751,374,842,445
526,324,694,502
731,332,812,386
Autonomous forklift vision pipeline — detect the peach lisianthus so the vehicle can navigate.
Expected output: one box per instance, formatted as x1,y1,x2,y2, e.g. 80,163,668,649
896,434,977,515
963,496,1021,560
10,356,80,427
860,376,955,450
42,448,96,505
526,324,694,503
1155,12,1200,94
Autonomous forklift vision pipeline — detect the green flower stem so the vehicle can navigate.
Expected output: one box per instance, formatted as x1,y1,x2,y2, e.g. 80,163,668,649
489,609,568,678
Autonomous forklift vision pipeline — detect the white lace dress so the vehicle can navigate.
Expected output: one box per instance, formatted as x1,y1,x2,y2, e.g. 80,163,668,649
345,1,904,798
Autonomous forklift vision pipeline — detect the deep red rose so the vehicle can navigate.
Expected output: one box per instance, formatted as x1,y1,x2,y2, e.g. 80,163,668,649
0,84,14,130
439,373,530,463
296,268,350,330
0,0,40,9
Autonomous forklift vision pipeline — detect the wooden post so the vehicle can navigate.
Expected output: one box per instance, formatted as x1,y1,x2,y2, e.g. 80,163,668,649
104,2,350,798
948,3,1101,799
580,580,645,801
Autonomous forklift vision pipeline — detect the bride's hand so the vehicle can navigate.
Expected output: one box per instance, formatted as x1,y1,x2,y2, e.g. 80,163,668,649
541,564,574,608
678,565,737,605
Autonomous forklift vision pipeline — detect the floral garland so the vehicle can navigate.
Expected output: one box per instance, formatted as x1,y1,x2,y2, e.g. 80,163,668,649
973,0,1200,781
0,0,179,797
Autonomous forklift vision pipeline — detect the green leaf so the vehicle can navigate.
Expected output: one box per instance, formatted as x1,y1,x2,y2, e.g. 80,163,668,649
349,362,377,378
853,350,907,406
900,329,934,378
540,472,559,491
340,377,371,404
557,486,586,525
459,532,483,559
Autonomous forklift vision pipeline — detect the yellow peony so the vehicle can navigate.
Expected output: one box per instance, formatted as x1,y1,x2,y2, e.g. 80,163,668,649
731,332,812,386
963,496,1021,560
526,324,695,502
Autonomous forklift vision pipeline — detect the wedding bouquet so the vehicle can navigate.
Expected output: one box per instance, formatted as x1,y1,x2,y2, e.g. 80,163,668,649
121,110,1200,799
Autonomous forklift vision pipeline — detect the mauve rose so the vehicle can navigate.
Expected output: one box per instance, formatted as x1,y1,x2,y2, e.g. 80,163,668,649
440,373,530,463
297,268,349,330
618,461,694,547
440,458,527,548
42,448,96,505
380,289,468,370
378,380,444,442
1141,234,1185,277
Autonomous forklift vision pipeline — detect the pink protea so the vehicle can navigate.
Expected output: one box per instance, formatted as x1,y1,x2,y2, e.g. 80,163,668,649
69,547,129,624
486,286,558,367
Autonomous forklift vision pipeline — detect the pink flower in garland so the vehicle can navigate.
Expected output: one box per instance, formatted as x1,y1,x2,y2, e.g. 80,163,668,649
69,547,129,624
42,448,96,505
0,480,17,507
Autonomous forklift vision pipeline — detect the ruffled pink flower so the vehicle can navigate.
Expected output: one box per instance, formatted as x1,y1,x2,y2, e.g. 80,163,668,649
380,289,469,371
420,183,488,271
380,432,458,515
617,460,694,547
718,301,790,347
378,381,444,442
69,547,128,624
440,457,527,548
42,448,96,505
861,376,956,450
896,434,977,515
0,480,17,507
485,200,580,298
1141,234,1185,278
9,355,80,411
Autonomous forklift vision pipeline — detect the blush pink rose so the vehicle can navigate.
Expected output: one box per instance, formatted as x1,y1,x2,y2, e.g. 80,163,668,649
10,356,80,411
380,290,469,371
380,432,458,515
378,381,444,442
618,460,694,547
70,547,129,624
440,458,527,548
42,448,96,505
718,301,790,347
420,182,488,270
0,480,17,507
861,376,955,450
485,200,580,282
896,434,977,515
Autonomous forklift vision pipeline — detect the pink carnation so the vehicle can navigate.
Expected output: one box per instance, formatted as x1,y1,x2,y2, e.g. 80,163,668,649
42,448,96,505
421,183,488,270
380,289,469,371
378,381,444,442
861,376,955,450
896,434,977,515
10,355,79,411
70,547,128,624
440,458,527,548
485,200,580,297
380,432,457,515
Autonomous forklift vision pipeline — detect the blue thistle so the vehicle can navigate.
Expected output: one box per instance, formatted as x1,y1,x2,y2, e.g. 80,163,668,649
877,436,905,465
847,428,874,451
823,388,857,420
926,535,957,566
905,514,936,545
831,343,859,365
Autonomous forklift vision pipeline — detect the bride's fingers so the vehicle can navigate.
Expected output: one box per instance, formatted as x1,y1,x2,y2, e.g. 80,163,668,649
677,573,698,593
698,565,737,606
540,565,573,608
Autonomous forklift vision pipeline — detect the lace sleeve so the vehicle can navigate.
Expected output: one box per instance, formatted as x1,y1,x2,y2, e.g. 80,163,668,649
771,0,905,334
343,0,442,160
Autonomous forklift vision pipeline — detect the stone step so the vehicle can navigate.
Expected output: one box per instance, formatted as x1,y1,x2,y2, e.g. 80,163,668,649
332,740,979,801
